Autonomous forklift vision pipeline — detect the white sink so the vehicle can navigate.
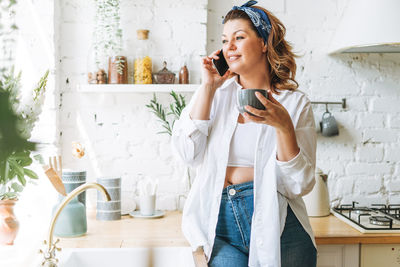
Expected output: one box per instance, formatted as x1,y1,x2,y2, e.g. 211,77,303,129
58,247,195,267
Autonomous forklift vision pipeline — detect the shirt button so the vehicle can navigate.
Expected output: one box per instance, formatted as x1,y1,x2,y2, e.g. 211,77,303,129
257,239,263,246
229,188,236,196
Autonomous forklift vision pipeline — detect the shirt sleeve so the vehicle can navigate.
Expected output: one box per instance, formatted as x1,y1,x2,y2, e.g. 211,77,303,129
275,99,317,199
171,88,214,168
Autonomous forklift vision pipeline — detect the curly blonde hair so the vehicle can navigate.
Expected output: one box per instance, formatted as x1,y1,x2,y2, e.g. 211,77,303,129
223,7,299,93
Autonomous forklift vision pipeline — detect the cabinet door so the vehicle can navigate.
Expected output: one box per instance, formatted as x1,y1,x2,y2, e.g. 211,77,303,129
361,244,400,267
317,244,359,267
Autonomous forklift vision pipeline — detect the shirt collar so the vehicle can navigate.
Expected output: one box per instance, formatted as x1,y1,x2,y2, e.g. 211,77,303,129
219,75,241,91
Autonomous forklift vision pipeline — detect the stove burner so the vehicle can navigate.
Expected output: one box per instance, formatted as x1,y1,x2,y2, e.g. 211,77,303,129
353,207,371,214
369,216,392,226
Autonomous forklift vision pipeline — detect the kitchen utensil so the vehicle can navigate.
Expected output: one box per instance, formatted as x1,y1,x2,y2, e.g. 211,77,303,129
42,165,67,196
49,156,62,177
303,168,330,217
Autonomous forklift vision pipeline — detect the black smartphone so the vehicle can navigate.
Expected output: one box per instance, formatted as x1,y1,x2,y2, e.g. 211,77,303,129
212,49,229,76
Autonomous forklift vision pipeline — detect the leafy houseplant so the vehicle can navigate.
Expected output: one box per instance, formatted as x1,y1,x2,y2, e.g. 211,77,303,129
89,0,127,84
0,69,49,200
0,69,48,245
0,0,49,245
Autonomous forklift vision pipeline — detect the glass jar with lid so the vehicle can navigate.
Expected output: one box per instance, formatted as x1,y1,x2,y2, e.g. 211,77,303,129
134,29,153,84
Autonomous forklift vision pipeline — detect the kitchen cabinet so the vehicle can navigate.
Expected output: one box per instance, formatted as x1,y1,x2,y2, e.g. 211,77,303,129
317,244,359,267
77,84,199,93
360,244,400,267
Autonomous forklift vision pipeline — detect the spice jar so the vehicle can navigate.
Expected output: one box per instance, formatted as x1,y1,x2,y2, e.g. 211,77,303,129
108,56,128,84
153,61,176,84
179,63,189,84
134,30,152,84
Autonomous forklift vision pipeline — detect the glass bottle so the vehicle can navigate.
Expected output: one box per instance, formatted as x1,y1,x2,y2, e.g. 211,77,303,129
179,63,189,84
134,29,153,84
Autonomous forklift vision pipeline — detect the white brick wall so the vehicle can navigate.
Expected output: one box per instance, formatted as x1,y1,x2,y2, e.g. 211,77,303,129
55,0,400,210
58,0,206,210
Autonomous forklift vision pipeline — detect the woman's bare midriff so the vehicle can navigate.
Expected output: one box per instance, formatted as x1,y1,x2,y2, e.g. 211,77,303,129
224,114,255,188
224,166,254,188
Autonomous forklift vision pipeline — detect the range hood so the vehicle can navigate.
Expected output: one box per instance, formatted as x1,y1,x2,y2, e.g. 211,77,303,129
329,0,400,54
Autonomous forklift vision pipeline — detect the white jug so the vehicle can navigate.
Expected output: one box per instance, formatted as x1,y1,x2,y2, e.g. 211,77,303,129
303,168,330,217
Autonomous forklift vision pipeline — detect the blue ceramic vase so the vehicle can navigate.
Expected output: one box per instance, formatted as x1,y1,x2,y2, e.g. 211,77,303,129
53,196,87,237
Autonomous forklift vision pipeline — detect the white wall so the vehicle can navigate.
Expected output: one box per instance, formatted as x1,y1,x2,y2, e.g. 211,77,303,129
55,0,400,210
59,0,207,210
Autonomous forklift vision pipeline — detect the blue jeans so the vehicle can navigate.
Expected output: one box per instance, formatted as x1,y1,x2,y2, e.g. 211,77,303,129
209,181,317,267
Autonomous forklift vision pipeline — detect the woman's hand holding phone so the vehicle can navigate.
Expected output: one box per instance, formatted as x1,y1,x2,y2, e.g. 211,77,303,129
201,49,231,92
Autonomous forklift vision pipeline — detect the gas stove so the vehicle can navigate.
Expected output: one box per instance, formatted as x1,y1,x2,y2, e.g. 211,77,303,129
331,201,400,233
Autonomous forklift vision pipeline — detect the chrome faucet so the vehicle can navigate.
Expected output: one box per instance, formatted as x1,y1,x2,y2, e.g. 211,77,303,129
38,182,111,267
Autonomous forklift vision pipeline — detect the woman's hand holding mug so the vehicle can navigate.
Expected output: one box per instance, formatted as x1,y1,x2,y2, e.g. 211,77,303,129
244,90,294,133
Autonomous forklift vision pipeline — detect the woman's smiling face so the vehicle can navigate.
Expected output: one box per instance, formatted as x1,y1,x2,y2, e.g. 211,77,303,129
222,19,267,76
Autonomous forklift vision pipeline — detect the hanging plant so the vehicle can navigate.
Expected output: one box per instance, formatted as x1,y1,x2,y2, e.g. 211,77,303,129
89,0,127,84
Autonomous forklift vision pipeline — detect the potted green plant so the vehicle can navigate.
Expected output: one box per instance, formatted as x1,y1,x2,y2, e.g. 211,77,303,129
146,91,194,209
88,0,127,84
0,69,49,245
0,0,49,245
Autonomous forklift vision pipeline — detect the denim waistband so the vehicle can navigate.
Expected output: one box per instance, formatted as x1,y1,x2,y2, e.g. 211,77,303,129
221,181,253,200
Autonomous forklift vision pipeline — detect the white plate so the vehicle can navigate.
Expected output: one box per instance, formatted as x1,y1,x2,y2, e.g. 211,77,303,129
121,201,136,216
129,210,165,219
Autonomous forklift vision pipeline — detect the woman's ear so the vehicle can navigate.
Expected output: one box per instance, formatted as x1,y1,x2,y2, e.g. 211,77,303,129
262,42,267,53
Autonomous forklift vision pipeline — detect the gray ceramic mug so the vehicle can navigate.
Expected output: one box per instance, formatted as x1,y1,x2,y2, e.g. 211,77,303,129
237,89,268,115
320,111,339,136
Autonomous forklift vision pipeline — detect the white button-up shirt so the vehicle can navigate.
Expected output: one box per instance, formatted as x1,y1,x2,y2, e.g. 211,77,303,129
171,77,317,267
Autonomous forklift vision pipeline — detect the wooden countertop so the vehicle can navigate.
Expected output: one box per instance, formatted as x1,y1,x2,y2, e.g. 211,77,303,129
59,210,189,248
310,215,400,244
58,211,400,248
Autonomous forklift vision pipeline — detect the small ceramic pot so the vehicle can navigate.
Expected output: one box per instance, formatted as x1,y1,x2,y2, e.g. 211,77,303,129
96,177,121,221
0,199,19,245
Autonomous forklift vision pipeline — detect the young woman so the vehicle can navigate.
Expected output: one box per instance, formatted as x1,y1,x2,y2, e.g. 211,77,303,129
172,1,317,266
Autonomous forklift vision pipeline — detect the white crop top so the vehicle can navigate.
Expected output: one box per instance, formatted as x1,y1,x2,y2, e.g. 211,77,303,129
227,122,259,167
